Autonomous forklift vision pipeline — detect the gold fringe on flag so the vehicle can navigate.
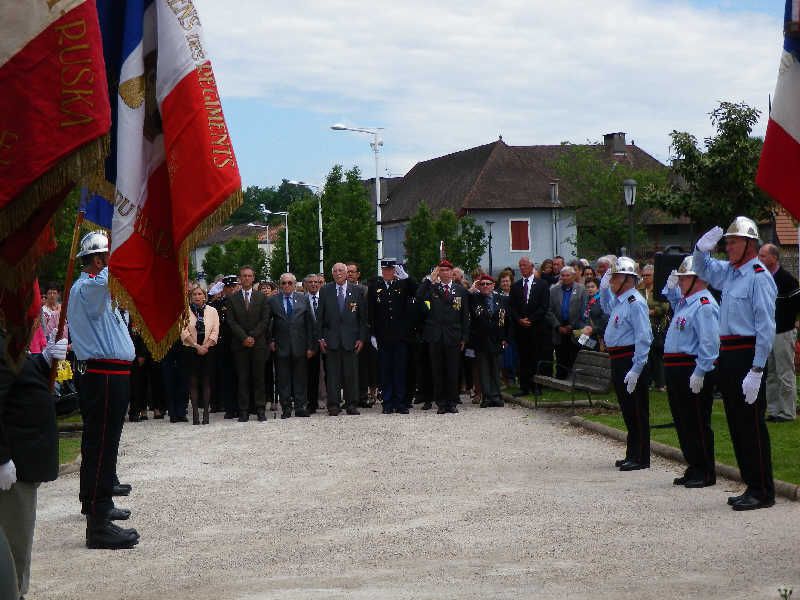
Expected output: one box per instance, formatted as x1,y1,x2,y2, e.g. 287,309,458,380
0,135,110,243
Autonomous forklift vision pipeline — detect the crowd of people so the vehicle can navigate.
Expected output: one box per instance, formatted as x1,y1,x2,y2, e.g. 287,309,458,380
1,214,797,585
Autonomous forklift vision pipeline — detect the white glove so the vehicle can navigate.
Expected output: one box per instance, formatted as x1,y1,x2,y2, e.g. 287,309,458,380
623,370,639,394
742,370,763,405
666,270,679,290
600,270,612,290
42,338,68,366
394,264,409,280
370,336,378,350
689,373,704,394
0,460,17,491
696,226,724,253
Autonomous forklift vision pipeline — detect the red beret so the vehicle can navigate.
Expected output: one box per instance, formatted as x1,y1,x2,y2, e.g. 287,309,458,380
477,273,494,283
438,259,453,268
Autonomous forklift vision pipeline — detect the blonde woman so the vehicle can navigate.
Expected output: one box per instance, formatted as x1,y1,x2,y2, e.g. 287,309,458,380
181,285,219,424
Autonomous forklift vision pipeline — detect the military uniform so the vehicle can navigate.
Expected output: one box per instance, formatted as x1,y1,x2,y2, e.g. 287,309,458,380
600,258,653,470
694,217,777,508
468,277,510,407
662,259,720,487
210,279,238,418
416,267,470,413
368,262,417,414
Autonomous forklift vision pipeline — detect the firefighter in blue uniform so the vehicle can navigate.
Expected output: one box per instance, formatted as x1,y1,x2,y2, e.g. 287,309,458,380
662,256,720,488
600,257,653,471
693,216,778,510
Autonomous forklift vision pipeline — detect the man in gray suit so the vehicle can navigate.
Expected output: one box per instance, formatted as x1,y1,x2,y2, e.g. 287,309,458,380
318,262,367,416
226,265,272,422
547,266,588,379
269,273,316,418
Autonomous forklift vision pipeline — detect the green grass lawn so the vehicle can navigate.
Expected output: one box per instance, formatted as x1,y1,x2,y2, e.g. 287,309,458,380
58,436,81,465
512,386,800,485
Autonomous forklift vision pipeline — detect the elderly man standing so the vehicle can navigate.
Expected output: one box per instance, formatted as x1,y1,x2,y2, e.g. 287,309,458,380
694,217,777,510
269,273,315,418
508,257,550,396
318,263,367,416
547,266,587,379
757,243,799,422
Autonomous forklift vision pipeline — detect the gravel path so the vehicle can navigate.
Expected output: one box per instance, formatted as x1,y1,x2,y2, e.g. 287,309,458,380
31,403,799,599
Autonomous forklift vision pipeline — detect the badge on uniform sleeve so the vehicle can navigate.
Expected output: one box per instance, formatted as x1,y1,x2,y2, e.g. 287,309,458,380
700,296,710,305
627,295,636,303
754,264,765,273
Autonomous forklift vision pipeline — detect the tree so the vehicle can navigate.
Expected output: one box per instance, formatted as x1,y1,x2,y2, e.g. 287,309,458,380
654,101,771,234
552,143,668,258
37,188,81,289
403,206,487,279
202,238,267,281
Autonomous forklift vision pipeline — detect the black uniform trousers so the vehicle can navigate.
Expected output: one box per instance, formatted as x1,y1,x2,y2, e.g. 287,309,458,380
717,338,774,502
215,341,237,415
78,360,130,518
378,341,408,412
429,341,460,409
477,349,503,406
664,357,716,482
554,332,579,379
516,329,549,393
609,347,651,465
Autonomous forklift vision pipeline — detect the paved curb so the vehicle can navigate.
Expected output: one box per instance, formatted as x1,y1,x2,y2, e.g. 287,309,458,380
58,456,81,477
503,392,799,502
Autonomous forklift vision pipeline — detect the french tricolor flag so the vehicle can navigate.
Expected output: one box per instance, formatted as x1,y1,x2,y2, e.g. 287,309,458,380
96,0,242,358
757,0,800,217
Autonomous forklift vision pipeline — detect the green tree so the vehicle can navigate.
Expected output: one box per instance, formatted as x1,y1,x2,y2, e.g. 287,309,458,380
38,188,81,289
552,143,668,258
201,244,226,279
654,101,771,234
203,238,267,281
403,206,487,279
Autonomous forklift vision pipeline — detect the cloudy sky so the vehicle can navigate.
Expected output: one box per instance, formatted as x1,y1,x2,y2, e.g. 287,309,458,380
193,0,784,188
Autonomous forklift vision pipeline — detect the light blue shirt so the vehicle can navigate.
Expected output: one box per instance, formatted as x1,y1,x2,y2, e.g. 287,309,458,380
67,267,135,361
600,286,652,374
692,249,777,368
662,285,720,377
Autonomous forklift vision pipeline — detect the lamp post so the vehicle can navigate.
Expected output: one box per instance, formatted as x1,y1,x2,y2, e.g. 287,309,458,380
264,208,290,273
485,220,494,276
331,123,384,275
623,179,637,257
288,180,323,273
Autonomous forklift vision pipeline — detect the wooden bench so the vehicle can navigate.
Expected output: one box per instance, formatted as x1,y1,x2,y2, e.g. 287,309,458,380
532,350,612,408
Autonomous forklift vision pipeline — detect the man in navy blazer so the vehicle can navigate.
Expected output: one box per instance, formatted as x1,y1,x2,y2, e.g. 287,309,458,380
508,257,550,395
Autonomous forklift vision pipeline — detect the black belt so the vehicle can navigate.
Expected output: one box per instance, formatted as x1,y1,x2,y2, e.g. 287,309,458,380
85,359,131,375
663,352,697,367
719,335,756,352
607,345,635,360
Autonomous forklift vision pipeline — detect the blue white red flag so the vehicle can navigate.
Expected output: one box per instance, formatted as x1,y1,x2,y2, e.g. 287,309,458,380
756,0,800,218
96,0,242,358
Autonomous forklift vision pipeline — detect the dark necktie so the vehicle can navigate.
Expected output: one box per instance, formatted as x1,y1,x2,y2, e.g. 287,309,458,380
485,295,494,315
312,295,318,315
444,284,451,300
338,286,345,312
285,295,293,316
244,290,250,310
523,279,529,302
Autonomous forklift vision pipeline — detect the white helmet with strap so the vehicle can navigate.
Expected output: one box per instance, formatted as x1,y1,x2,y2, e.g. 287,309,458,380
723,216,759,240
76,230,109,258
611,256,639,280
676,255,697,276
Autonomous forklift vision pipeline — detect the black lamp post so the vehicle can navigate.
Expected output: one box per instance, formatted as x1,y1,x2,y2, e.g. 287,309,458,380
623,179,637,257
485,220,494,275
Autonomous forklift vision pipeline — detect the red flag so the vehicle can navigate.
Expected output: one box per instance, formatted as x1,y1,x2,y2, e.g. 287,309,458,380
0,1,110,364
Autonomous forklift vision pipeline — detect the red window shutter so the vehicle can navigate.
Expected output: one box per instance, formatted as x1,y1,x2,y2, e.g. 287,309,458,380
510,220,529,251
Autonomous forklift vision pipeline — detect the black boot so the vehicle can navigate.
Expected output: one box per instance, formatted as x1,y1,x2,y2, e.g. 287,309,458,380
86,517,139,549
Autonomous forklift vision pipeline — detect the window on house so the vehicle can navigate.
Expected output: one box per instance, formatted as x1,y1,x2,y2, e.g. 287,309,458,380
509,219,530,252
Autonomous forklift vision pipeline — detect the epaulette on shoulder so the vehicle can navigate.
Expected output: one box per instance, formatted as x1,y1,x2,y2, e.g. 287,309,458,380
627,295,636,303
753,264,765,273
700,296,710,305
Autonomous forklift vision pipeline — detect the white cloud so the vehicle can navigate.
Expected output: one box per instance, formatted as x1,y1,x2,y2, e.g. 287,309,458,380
194,0,781,173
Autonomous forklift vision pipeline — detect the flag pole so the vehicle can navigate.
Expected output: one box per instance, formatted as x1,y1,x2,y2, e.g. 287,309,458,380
49,208,85,391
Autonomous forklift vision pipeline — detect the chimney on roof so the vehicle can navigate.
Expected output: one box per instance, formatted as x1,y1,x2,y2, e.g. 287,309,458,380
603,132,627,156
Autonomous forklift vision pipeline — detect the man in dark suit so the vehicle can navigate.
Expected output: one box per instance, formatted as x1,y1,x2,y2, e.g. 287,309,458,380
416,260,470,414
547,266,588,379
509,256,550,395
369,259,417,414
318,262,367,415
304,273,324,413
226,265,272,422
269,273,316,418
469,274,511,407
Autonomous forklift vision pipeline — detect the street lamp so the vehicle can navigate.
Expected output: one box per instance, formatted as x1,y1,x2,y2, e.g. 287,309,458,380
287,180,323,273
331,123,384,275
623,179,637,257
485,220,494,276
263,208,290,273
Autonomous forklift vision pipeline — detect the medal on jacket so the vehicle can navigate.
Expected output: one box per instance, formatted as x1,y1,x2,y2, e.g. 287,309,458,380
678,317,686,331
453,296,461,310
349,302,358,313
614,315,619,327
499,308,505,327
